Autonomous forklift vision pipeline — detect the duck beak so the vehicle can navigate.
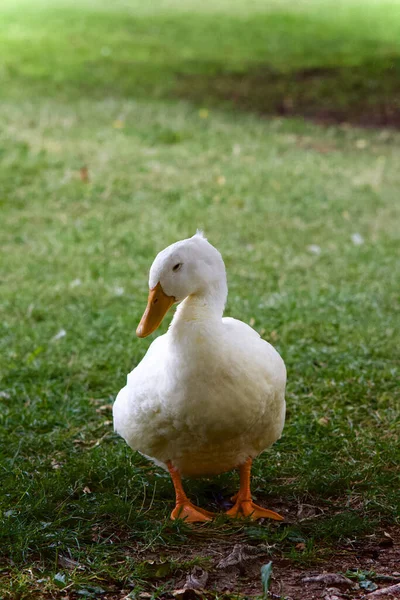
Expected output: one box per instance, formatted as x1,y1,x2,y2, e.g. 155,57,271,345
136,282,175,338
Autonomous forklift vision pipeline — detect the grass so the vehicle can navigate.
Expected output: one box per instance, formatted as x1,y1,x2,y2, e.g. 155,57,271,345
0,0,399,598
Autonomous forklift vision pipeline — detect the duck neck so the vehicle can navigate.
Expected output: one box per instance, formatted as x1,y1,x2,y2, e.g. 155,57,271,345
170,279,228,334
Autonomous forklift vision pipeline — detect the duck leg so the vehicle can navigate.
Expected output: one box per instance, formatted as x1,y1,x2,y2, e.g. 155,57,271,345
226,458,283,521
167,461,214,523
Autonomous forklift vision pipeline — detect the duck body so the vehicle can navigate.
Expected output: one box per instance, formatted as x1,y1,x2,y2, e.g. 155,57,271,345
113,232,286,522
114,309,286,477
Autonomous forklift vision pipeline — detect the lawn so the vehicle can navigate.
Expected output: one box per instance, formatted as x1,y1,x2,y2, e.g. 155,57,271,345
0,0,399,598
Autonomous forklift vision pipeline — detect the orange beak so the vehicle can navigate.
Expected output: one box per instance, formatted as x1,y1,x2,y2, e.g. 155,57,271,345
136,282,175,338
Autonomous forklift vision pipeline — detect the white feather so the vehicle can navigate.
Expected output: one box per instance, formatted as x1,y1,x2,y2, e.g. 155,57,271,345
113,236,286,477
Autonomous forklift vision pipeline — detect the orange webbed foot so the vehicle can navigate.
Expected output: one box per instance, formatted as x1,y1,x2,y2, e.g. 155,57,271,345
171,502,214,523
226,498,283,521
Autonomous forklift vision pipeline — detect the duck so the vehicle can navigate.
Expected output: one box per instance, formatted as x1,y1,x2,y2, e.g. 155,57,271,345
113,232,286,523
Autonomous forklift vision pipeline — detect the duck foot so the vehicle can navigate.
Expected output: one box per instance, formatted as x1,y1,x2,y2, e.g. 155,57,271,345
226,458,284,521
167,460,214,523
226,499,283,521
171,502,214,523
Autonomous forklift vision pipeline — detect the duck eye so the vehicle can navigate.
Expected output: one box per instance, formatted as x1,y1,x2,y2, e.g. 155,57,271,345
172,263,182,272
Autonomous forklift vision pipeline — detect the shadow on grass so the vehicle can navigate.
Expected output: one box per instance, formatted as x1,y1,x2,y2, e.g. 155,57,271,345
175,57,400,128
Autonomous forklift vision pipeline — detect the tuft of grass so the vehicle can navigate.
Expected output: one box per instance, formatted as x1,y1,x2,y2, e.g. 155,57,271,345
0,0,399,598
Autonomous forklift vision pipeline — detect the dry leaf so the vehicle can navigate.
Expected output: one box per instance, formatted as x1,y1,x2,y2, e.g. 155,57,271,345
58,555,84,571
173,589,203,599
217,544,269,569
296,542,306,551
79,166,89,182
96,405,112,413
183,567,208,590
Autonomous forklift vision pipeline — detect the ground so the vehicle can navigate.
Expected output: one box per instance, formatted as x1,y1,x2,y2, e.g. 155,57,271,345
0,0,399,598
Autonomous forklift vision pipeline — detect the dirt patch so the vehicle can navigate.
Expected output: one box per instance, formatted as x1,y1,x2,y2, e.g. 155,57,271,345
176,58,400,129
86,525,399,600
136,527,400,600
1,527,399,599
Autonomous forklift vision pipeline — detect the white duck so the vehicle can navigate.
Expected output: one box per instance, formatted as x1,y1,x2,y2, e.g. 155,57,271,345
113,232,286,523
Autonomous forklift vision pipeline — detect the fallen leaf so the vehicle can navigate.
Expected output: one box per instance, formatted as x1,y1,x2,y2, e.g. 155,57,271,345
96,405,112,413
261,561,273,598
54,572,67,588
83,486,91,494
297,503,320,521
360,579,378,592
173,589,202,599
216,175,226,185
183,567,208,590
318,416,330,426
113,120,124,129
249,317,255,327
198,109,209,119
79,166,89,182
217,544,269,569
296,542,306,551
58,555,84,571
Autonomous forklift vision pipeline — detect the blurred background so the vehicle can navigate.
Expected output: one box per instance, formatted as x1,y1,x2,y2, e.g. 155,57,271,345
1,0,399,597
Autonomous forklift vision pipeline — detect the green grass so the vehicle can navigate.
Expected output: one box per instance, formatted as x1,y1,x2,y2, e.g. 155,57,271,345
0,0,399,598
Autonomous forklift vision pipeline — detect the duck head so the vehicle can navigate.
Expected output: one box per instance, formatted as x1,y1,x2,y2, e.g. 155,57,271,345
136,231,226,337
